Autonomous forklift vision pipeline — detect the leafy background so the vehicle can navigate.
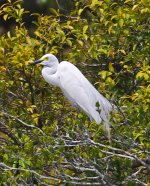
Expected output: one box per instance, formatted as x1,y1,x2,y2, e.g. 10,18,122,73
0,0,149,185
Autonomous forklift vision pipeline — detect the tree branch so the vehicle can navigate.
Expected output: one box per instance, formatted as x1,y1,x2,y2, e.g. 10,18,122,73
1,111,46,136
0,162,60,182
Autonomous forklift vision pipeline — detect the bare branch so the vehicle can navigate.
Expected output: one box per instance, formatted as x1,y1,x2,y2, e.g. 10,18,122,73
1,111,46,136
122,168,147,186
0,162,60,182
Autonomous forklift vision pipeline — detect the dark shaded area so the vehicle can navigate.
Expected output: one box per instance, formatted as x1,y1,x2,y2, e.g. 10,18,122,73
0,0,74,34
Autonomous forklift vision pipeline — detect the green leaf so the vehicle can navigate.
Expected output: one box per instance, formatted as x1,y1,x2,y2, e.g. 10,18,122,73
19,159,25,167
49,8,58,16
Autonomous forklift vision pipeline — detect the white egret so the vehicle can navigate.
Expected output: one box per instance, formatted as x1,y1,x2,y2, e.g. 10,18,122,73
31,54,112,136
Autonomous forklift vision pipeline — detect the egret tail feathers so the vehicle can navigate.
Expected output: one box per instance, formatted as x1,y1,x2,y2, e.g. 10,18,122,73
103,121,111,142
91,110,111,141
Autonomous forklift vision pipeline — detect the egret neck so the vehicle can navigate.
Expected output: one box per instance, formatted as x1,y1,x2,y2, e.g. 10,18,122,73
41,58,60,87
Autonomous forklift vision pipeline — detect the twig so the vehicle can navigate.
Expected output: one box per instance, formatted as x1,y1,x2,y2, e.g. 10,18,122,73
0,162,60,181
1,111,45,136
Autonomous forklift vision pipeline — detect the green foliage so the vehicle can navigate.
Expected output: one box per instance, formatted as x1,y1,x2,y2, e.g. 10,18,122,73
0,0,149,185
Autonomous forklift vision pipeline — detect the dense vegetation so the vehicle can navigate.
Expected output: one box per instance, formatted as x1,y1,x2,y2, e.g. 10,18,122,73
0,0,149,185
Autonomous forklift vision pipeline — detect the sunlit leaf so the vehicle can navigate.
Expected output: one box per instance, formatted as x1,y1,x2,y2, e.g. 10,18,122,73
3,14,8,21
118,19,124,27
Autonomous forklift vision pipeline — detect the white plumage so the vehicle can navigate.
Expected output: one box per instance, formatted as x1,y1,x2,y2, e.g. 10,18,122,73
32,54,112,136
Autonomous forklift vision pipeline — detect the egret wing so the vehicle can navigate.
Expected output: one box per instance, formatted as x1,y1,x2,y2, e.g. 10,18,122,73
58,61,112,124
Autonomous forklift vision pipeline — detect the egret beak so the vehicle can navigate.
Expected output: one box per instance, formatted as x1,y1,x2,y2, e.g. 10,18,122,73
30,59,43,65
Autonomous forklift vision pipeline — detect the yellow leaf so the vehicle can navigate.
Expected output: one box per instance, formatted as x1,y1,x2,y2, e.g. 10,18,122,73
25,61,31,65
66,39,72,46
141,8,150,14
32,114,40,124
108,25,112,34
111,15,117,20
132,4,139,11
98,49,108,54
0,66,6,72
91,0,98,7
118,19,124,27
83,33,88,40
119,61,124,65
34,31,41,37
77,40,83,46
99,71,107,79
119,49,126,55
18,8,24,17
123,65,129,69
3,14,8,21
109,63,114,72
83,25,88,34
117,8,122,16
105,21,109,26
27,105,36,113
27,107,33,113
106,77,115,85
100,17,104,22
136,71,143,79
143,73,149,80
125,0,132,3
7,31,11,38
26,36,32,45
78,9,83,16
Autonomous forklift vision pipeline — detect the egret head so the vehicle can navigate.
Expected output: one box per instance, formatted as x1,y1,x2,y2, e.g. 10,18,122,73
31,54,59,67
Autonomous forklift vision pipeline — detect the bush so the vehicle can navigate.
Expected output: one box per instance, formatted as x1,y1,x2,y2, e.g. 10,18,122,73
0,0,149,185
